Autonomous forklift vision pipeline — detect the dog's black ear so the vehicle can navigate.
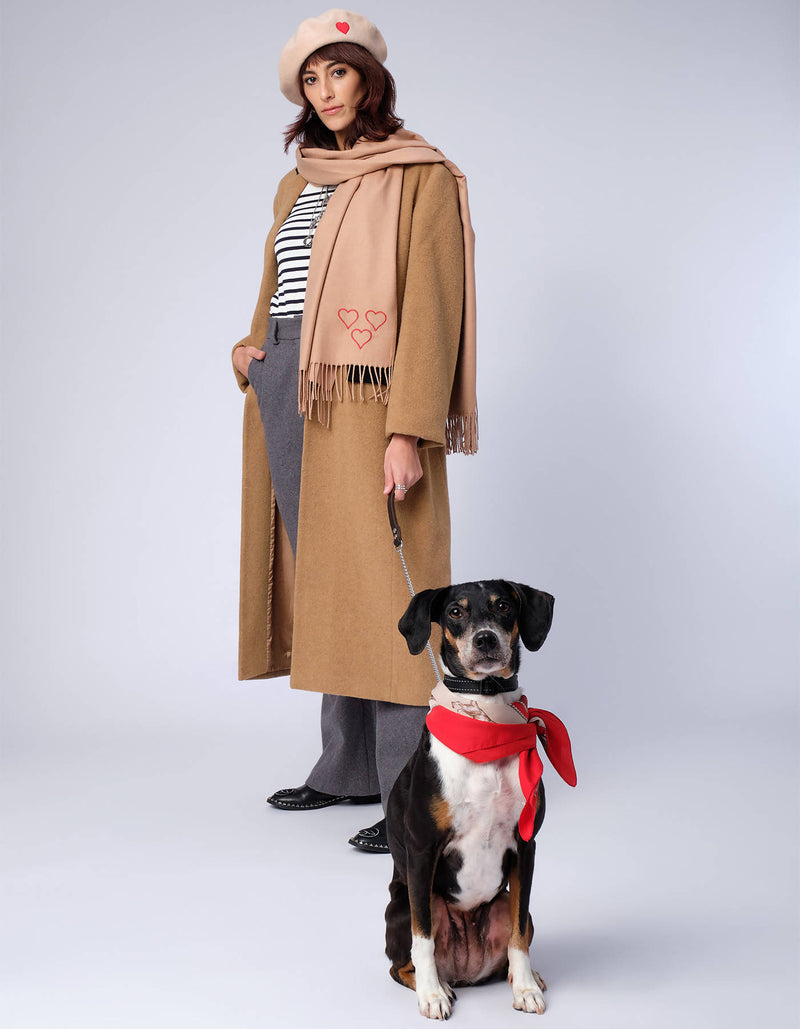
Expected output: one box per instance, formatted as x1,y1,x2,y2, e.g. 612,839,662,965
398,588,448,655
506,582,555,651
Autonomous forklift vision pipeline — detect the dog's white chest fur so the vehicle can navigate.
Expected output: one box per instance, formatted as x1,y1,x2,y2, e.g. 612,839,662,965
430,734,525,912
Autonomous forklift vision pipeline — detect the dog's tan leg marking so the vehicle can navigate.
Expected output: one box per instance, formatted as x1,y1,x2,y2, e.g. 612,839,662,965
395,959,417,991
507,865,546,1014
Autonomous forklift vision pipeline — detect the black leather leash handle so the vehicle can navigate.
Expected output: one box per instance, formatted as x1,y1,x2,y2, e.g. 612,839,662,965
387,492,402,550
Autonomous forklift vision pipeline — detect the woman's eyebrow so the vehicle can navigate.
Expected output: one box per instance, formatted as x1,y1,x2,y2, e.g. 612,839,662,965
304,61,344,73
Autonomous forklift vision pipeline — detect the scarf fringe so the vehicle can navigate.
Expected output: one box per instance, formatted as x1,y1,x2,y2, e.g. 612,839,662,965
299,363,395,425
299,365,479,456
446,410,479,456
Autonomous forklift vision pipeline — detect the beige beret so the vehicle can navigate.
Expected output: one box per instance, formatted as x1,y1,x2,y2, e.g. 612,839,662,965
279,9,388,106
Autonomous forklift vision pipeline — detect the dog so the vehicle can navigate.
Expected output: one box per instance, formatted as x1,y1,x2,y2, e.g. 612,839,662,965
385,580,576,1019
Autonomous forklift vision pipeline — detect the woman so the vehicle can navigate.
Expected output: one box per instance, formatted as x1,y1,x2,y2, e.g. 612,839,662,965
231,9,477,852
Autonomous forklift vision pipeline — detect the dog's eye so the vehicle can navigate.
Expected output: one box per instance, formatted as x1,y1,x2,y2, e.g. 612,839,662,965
448,606,464,619
495,600,510,613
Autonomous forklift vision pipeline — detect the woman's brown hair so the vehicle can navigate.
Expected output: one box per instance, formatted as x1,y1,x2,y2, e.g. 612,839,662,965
283,42,403,152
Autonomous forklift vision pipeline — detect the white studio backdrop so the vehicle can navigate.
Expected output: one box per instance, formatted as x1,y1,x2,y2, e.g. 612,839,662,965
1,1,797,1027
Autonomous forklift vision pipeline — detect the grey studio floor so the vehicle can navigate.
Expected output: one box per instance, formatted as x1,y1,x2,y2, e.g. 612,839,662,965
3,687,796,1029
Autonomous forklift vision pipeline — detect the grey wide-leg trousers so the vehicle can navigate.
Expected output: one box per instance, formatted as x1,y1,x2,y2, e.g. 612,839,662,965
248,315,426,811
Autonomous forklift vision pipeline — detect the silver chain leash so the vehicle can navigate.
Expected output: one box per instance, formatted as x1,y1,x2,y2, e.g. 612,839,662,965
388,493,442,684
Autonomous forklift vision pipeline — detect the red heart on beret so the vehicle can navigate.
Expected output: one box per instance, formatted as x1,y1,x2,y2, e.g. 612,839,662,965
336,21,350,34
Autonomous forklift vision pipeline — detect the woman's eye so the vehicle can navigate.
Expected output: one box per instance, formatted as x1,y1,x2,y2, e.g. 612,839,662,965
332,67,346,77
304,77,316,86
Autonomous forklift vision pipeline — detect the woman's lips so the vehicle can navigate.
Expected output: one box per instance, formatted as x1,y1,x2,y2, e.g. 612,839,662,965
322,105,343,114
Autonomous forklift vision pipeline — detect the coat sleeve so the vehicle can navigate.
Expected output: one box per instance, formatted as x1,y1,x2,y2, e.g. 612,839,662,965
385,164,465,447
231,171,298,393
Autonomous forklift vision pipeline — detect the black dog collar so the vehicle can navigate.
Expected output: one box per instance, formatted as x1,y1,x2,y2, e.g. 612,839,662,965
442,673,520,696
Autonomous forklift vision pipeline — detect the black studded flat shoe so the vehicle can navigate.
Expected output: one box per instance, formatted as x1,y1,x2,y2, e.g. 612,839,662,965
348,818,390,853
266,785,381,810
267,785,346,810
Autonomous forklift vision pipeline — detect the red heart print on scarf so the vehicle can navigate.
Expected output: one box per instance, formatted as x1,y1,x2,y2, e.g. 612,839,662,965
336,21,350,33
351,328,372,349
337,308,358,329
365,310,387,331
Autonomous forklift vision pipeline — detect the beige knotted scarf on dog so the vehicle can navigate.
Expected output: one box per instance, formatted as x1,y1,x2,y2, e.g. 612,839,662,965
295,129,478,455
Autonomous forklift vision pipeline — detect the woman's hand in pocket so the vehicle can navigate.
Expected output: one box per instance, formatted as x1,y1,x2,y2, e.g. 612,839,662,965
234,345,266,379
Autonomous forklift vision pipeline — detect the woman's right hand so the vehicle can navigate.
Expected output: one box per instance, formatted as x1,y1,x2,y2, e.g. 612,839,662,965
234,345,266,379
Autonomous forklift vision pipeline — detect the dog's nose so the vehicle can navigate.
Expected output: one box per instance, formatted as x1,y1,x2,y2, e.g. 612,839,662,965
473,630,498,652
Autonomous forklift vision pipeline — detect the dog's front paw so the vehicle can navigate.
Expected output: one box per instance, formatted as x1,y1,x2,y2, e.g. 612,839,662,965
418,981,455,1020
512,980,546,1014
508,951,547,1014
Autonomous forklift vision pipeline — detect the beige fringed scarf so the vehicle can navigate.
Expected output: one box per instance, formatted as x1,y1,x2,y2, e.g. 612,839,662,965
295,129,478,455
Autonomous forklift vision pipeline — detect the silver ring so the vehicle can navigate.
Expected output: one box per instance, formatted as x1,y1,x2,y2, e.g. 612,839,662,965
394,483,408,493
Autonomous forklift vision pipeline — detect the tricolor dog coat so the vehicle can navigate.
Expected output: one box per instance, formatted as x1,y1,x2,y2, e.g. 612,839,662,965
385,581,576,1019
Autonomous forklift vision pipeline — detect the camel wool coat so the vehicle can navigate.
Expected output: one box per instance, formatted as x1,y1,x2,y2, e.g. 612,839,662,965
232,161,466,706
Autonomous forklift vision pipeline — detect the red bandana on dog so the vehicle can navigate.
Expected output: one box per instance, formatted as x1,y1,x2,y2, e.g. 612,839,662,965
426,696,577,842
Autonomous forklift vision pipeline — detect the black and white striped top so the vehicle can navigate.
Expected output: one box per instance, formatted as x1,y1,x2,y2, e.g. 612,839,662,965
269,182,336,317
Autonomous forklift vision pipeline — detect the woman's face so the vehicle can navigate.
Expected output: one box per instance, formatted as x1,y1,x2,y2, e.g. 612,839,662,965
302,59,365,148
